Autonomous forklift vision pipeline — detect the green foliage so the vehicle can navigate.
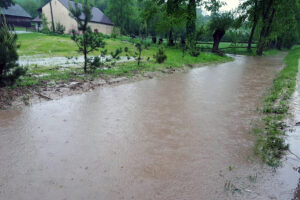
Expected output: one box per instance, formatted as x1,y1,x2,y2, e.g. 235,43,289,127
268,0,300,49
111,48,122,59
0,0,14,8
69,0,92,32
88,56,104,71
135,42,150,66
209,12,234,33
111,27,121,36
55,22,66,35
255,46,300,167
135,43,143,66
0,20,26,86
71,30,106,55
41,14,50,34
14,32,233,87
106,0,140,35
70,0,106,73
153,47,167,63
14,0,39,17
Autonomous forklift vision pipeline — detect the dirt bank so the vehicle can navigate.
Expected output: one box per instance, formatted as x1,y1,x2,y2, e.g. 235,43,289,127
0,62,218,110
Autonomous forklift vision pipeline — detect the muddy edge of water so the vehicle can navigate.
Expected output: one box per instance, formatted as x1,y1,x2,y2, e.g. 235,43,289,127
0,60,229,110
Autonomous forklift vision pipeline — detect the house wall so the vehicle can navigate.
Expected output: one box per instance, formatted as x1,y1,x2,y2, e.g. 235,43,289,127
3,15,31,28
42,0,113,34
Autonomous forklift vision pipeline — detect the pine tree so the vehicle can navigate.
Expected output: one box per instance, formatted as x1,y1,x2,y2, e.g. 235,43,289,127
69,0,106,73
0,20,26,86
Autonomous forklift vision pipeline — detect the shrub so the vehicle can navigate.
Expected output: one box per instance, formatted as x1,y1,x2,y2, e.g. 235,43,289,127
101,49,107,57
189,47,200,57
187,39,200,57
0,20,26,86
41,14,50,34
152,37,157,44
153,47,167,63
124,47,129,52
112,27,121,36
135,43,143,66
88,56,103,71
55,22,66,34
111,33,117,39
111,48,122,59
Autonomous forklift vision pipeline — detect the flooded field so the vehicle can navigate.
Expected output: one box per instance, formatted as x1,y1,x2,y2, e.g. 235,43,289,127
1,55,299,200
18,55,135,67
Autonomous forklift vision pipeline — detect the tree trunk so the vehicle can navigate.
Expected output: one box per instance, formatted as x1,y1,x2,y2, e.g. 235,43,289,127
83,32,87,73
0,65,3,76
248,21,257,50
248,0,259,51
168,29,174,46
49,0,55,32
257,8,275,56
256,26,265,56
84,52,87,73
186,0,196,41
212,29,225,53
256,0,275,56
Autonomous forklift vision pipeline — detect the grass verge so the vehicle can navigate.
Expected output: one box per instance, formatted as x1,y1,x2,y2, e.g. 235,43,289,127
15,51,233,87
254,46,300,167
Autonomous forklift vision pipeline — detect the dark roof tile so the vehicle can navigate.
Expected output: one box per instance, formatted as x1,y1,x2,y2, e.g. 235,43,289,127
0,4,32,18
58,0,113,25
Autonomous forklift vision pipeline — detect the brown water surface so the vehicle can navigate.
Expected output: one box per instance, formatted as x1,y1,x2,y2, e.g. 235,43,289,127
1,54,299,200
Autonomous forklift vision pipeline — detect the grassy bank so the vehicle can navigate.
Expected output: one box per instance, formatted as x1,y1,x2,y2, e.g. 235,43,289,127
197,42,281,56
15,33,233,87
255,46,300,167
16,52,232,87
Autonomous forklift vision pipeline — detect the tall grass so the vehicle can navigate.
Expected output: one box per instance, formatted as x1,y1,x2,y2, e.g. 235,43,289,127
255,46,300,167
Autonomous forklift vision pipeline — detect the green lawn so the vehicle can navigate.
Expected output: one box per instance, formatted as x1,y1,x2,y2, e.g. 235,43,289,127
17,33,78,56
14,26,27,31
15,33,233,87
197,42,281,56
17,33,153,57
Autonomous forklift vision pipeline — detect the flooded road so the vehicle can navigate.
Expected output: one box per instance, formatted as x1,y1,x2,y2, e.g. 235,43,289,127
1,54,299,200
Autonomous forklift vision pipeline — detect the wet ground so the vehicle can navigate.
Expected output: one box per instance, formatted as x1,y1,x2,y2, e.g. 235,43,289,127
1,54,300,200
18,55,135,67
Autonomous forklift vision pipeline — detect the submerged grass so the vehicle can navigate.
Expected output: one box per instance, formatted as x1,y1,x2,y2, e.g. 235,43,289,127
15,51,232,87
255,46,300,167
14,33,233,87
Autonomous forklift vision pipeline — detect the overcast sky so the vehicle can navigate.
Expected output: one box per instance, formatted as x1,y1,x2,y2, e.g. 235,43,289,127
221,0,240,11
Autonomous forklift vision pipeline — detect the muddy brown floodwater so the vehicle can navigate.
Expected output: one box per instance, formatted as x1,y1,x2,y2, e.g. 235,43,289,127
1,54,300,200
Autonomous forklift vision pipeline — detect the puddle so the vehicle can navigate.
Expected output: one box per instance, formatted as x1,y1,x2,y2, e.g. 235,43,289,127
18,55,136,67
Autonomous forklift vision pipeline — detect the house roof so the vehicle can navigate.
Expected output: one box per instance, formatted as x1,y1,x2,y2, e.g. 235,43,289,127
32,16,42,22
58,0,113,26
0,4,32,19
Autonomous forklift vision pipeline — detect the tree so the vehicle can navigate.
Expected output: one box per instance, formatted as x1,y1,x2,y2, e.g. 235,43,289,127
186,0,203,46
0,0,13,9
239,0,300,55
256,0,276,56
14,0,39,17
69,0,106,73
267,0,299,49
237,0,261,50
209,12,234,54
140,0,187,44
0,20,26,86
106,0,136,35
49,0,55,32
204,0,234,54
